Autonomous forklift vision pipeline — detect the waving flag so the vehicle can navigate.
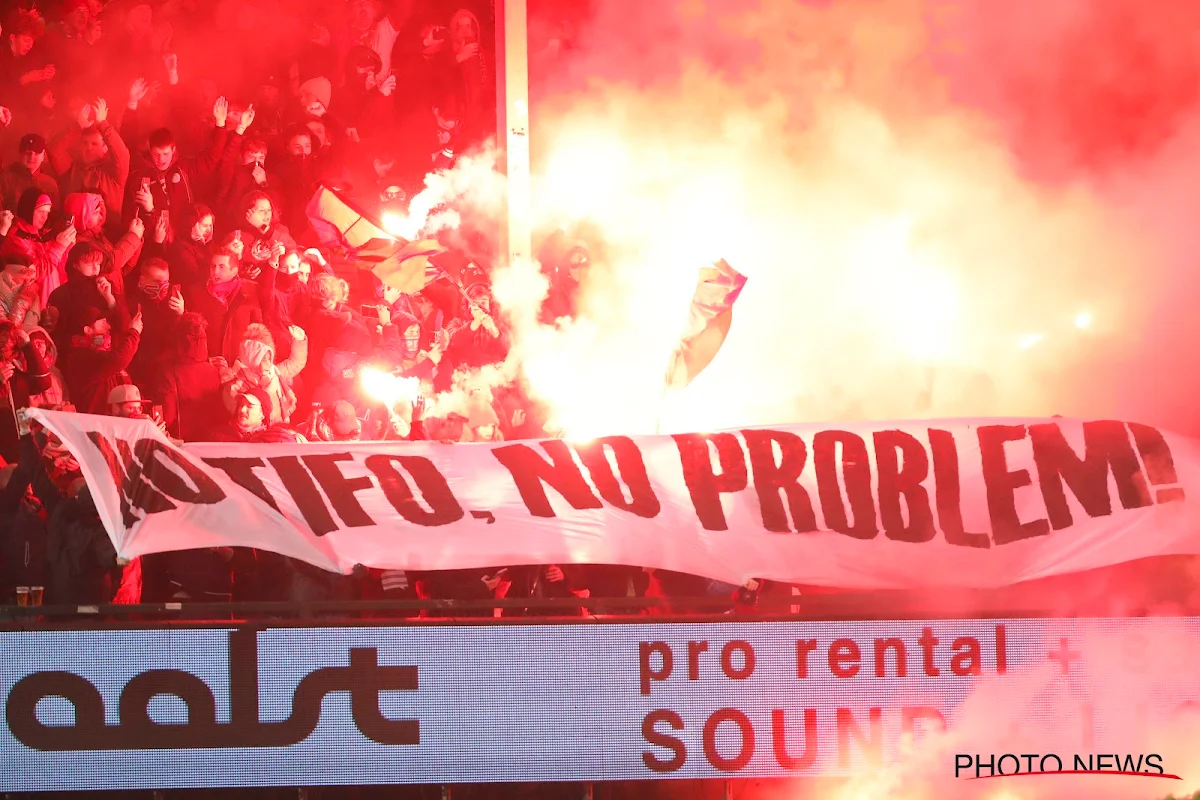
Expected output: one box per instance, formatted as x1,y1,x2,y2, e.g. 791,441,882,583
305,185,390,249
666,259,748,388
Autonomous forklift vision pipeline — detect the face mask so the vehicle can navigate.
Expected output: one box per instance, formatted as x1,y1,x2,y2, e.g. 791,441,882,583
140,281,169,301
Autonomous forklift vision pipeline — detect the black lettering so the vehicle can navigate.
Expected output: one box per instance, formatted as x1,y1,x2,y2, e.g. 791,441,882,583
977,425,1049,545
929,429,989,548
491,441,602,518
303,454,377,528
137,440,225,505
202,457,281,512
575,437,661,518
87,432,175,527
363,455,464,526
873,430,935,542
742,429,818,533
1129,423,1186,503
813,430,877,539
672,433,748,531
1029,421,1148,529
1146,753,1164,774
267,456,339,536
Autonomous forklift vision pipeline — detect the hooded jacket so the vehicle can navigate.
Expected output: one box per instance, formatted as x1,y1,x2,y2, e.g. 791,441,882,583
46,266,112,364
221,323,307,424
168,204,216,287
122,125,228,240
23,328,67,408
62,192,144,282
0,192,69,307
154,314,225,442
0,268,42,332
64,313,141,415
183,277,264,366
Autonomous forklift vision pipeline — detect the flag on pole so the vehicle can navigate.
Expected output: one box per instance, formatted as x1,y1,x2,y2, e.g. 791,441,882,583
665,259,747,389
305,185,390,249
365,239,449,294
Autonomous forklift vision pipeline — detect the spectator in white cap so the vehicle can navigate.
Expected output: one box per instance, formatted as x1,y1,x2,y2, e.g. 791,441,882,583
107,383,150,418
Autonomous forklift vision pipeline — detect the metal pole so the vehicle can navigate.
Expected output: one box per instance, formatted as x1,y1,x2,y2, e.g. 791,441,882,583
495,0,533,270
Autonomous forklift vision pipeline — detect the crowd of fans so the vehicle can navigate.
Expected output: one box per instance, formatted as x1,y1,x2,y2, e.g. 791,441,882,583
0,0,765,617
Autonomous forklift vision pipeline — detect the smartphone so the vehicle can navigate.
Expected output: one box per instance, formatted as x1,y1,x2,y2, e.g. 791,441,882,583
150,405,164,424
360,305,381,320
141,177,151,190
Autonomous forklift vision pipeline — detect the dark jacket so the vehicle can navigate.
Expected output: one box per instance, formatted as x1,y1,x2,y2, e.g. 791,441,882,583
1,339,53,462
64,326,141,415
168,236,213,288
48,120,132,219
40,483,119,606
0,434,49,596
123,126,228,240
124,281,180,389
183,279,263,365
0,163,59,212
46,272,115,370
154,324,225,442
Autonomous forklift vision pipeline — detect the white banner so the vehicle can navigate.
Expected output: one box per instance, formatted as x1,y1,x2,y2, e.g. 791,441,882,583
26,410,1200,588
2,618,1198,790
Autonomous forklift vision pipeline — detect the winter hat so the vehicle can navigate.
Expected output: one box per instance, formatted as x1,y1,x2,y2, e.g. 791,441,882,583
62,192,102,232
240,339,273,372
299,77,332,110
241,323,277,357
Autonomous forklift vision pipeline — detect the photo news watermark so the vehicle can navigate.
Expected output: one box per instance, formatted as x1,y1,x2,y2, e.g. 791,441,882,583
955,754,1180,781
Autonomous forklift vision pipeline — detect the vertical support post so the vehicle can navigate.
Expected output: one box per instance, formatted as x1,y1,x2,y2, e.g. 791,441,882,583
495,0,533,269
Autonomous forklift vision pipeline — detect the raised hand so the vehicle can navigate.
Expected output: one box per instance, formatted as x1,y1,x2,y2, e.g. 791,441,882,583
135,184,153,212
130,311,144,335
456,42,480,63
411,395,426,422
128,78,150,109
289,325,307,342
96,276,115,306
251,163,267,185
379,73,397,97
41,64,57,81
77,102,94,129
213,96,228,127
237,103,255,135
56,223,77,248
0,210,13,237
93,97,108,123
164,53,179,82
167,287,185,315
128,216,145,239
0,106,11,127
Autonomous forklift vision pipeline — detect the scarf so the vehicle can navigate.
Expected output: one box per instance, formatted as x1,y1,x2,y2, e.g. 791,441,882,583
71,333,112,351
0,270,35,314
206,276,242,306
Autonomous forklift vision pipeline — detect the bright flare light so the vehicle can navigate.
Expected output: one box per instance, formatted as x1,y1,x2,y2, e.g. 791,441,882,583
360,367,419,409
1075,311,1093,329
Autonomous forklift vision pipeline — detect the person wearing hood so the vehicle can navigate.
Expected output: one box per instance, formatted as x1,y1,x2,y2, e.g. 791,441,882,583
47,98,131,222
23,327,67,409
168,203,216,287
336,46,395,147
221,322,307,425
63,304,143,415
276,125,322,233
539,232,590,323
449,8,491,145
0,434,50,604
154,312,230,442
0,322,51,461
122,97,245,241
0,255,43,333
1,134,59,211
234,190,296,279
378,307,443,381
46,241,118,370
61,191,145,289
0,188,75,307
438,282,510,391
125,256,185,388
182,247,264,365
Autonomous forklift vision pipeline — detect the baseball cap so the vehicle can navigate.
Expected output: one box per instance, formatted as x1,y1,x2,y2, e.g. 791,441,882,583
331,401,360,436
19,134,46,154
107,384,149,406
